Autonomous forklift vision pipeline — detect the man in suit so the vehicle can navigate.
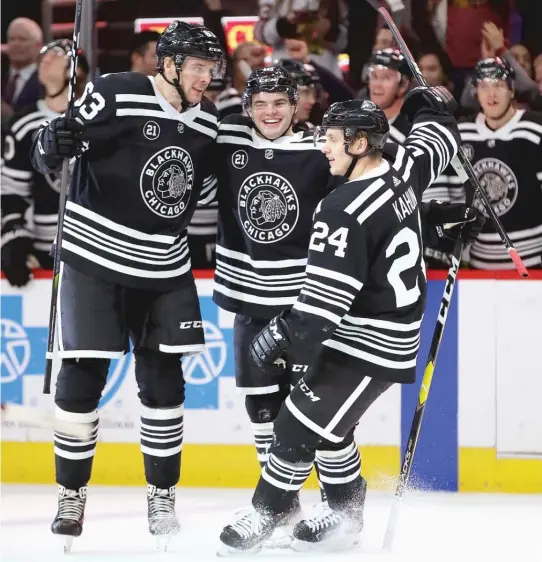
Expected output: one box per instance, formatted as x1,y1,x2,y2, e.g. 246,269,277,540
2,18,43,118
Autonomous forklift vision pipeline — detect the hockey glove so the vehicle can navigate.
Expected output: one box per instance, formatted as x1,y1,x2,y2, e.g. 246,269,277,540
249,314,291,376
422,201,485,246
41,117,85,163
402,86,457,120
1,224,34,287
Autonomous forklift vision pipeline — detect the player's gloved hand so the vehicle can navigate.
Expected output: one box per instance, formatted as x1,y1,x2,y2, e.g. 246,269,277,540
422,200,486,246
402,86,457,120
41,117,85,161
249,313,291,375
1,226,34,287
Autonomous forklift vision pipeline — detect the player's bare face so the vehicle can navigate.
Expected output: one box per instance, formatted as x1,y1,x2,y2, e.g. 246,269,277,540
180,57,217,104
38,47,69,93
296,86,316,122
369,67,401,110
250,93,296,139
321,129,350,176
477,79,513,120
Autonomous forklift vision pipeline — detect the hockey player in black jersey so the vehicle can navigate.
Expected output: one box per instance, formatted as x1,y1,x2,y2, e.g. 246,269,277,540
219,89,485,553
214,65,335,519
366,48,412,144
275,59,320,128
448,57,542,269
30,22,225,549
1,39,89,287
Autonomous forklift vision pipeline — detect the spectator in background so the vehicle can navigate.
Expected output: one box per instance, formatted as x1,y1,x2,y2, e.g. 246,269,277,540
418,52,452,89
129,31,160,76
283,38,353,106
460,23,539,113
2,18,43,119
509,43,533,78
373,27,394,51
255,0,348,79
535,55,542,95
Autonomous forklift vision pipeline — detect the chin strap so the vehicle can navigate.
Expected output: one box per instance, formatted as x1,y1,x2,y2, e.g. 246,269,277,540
160,65,197,113
250,111,297,142
344,144,379,180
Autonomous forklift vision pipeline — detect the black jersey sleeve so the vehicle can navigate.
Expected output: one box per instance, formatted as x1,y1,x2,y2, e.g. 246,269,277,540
31,74,123,174
1,119,33,232
399,109,460,198
283,207,368,346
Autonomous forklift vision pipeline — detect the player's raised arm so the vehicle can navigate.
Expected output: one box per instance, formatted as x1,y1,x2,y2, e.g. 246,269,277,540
397,86,461,197
30,74,121,175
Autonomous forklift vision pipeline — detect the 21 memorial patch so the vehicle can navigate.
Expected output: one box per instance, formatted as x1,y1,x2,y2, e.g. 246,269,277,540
238,172,299,243
140,146,194,218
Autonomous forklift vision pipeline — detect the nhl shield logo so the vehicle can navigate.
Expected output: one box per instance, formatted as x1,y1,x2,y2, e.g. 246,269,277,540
178,122,185,134
472,157,518,217
238,172,299,243
264,149,274,160
140,146,194,218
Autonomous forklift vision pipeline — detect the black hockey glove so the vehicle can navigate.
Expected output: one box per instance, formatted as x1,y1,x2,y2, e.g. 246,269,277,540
1,225,34,287
41,117,85,163
402,86,458,121
249,313,291,376
422,200,485,246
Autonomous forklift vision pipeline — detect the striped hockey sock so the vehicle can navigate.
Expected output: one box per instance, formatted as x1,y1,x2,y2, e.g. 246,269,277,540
140,404,184,489
251,421,274,467
53,407,99,489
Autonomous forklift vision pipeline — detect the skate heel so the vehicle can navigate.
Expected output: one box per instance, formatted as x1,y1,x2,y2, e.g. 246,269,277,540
51,485,87,553
147,484,180,551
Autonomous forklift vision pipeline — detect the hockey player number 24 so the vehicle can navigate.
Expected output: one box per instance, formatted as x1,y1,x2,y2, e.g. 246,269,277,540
386,226,422,308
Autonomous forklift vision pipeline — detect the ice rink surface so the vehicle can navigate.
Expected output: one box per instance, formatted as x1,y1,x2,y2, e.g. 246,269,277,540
1,485,541,562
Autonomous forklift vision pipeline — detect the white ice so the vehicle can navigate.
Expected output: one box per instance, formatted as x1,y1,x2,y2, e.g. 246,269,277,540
1,485,541,562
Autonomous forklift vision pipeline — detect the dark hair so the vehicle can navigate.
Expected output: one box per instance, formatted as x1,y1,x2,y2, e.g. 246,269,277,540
130,31,161,58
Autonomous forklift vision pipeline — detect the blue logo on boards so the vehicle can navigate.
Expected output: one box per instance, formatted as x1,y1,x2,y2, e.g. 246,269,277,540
1,295,234,410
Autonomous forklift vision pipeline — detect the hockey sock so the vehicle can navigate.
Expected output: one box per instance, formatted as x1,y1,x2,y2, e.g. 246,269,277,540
54,406,99,490
140,404,184,489
251,421,274,467
253,453,314,515
313,461,328,503
315,442,366,514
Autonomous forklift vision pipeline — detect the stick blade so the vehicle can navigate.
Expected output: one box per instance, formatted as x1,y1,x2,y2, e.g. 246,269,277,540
508,248,529,278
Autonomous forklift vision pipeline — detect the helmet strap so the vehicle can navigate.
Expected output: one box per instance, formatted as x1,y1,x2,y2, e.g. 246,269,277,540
248,106,297,142
344,142,377,180
159,58,197,113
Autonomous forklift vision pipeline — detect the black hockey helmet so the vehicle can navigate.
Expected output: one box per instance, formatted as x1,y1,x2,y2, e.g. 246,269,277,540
317,100,389,177
369,48,411,79
39,39,89,75
156,21,226,109
242,66,299,110
473,57,515,89
273,59,319,88
320,99,389,149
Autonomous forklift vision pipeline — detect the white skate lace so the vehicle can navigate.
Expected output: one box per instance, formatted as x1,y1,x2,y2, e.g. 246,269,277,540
230,510,270,540
57,486,86,521
148,486,175,520
305,507,344,533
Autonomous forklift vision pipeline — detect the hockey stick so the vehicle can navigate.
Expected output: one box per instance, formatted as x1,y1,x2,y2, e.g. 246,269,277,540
1,403,94,438
43,0,84,394
365,0,529,279
383,236,463,551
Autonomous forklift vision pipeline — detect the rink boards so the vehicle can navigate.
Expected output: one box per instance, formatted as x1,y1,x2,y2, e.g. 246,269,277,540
1,271,541,492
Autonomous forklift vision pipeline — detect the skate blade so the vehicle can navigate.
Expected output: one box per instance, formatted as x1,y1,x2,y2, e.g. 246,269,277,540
216,542,265,557
62,536,74,554
291,533,361,553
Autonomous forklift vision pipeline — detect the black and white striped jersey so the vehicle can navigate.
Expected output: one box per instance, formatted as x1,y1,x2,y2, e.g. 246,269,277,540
213,114,332,318
448,110,542,269
280,109,460,384
215,87,243,120
31,72,218,290
387,111,410,146
1,101,62,266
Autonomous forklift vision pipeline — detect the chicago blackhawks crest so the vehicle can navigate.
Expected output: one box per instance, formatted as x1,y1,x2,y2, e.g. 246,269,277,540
238,172,299,243
472,157,518,217
140,146,194,218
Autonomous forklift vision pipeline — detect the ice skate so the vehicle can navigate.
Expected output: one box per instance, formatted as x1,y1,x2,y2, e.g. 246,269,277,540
50,485,87,553
219,508,287,555
291,504,363,552
147,484,180,551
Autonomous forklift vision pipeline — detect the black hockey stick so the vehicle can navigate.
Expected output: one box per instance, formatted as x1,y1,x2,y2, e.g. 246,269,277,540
43,0,84,394
383,236,463,550
365,0,529,279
